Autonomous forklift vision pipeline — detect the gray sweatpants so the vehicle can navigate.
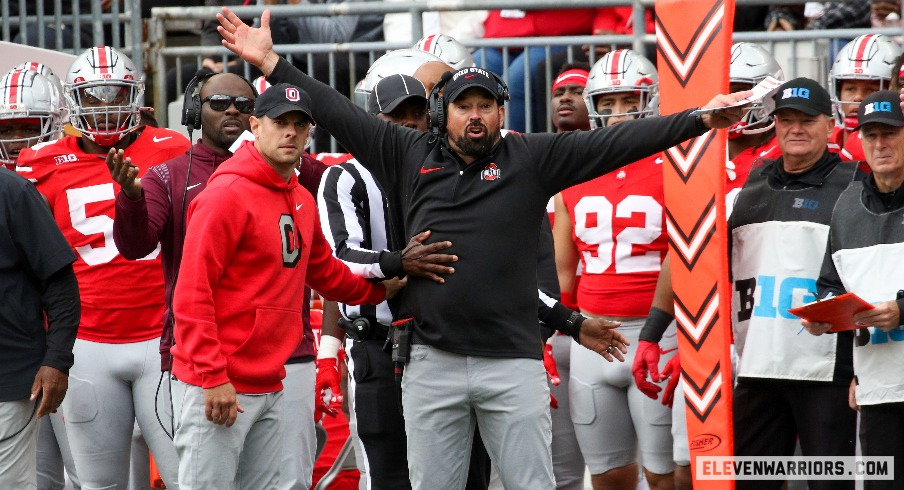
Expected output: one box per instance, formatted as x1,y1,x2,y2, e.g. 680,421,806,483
174,383,284,490
0,399,39,490
36,410,80,490
402,344,554,490
63,337,179,490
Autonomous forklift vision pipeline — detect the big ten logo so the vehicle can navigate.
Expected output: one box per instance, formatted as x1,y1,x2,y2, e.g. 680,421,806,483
54,154,78,165
792,198,819,210
864,101,893,115
98,73,113,79
734,275,816,322
782,87,810,99
866,325,904,345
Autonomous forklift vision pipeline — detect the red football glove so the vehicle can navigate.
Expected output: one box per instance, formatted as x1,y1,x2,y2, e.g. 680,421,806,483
632,340,664,400
314,358,342,420
543,343,561,386
660,353,681,408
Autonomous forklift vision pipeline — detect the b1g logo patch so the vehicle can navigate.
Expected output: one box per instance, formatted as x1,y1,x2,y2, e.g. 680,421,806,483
285,87,300,101
481,163,501,181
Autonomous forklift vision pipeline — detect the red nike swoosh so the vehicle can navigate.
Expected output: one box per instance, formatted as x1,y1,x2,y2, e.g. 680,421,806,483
464,74,476,79
420,166,443,174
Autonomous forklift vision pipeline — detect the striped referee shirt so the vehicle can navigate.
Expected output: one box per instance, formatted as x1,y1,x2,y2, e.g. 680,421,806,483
317,158,395,325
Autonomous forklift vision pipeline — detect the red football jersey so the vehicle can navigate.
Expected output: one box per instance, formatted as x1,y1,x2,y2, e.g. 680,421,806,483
560,154,667,317
726,135,780,216
17,127,189,343
831,125,866,163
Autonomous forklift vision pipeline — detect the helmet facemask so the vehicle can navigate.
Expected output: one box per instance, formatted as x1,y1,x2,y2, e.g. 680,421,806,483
584,49,659,130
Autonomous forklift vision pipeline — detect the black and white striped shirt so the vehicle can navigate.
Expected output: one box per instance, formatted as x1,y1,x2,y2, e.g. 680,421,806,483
317,158,395,325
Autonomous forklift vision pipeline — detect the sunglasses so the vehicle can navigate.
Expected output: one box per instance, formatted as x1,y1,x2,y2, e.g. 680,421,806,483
203,94,255,114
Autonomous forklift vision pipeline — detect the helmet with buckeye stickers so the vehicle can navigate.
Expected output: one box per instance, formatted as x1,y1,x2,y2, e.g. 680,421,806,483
0,69,65,166
728,42,784,139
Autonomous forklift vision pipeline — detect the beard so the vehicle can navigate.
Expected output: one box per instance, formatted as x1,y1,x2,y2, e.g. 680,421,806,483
450,122,496,159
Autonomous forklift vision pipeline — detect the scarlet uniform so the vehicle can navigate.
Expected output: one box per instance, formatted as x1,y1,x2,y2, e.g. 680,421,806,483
831,125,866,162
17,127,188,343
559,154,668,317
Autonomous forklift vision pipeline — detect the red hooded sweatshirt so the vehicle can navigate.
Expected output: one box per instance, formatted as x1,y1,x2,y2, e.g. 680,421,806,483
171,141,385,393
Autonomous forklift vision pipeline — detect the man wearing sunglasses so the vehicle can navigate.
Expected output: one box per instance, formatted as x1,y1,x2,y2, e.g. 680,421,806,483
108,72,256,378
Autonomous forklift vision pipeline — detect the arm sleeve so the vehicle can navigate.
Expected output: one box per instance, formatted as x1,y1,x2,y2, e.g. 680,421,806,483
39,265,80,373
532,108,703,195
317,165,389,279
113,165,170,260
306,210,386,306
172,187,246,389
268,57,424,192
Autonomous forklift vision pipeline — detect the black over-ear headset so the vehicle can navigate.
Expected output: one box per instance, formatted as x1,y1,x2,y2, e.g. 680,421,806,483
428,68,510,137
180,69,259,134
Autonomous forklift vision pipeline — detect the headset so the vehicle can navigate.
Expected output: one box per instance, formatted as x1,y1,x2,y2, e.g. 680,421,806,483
180,69,259,135
428,69,509,137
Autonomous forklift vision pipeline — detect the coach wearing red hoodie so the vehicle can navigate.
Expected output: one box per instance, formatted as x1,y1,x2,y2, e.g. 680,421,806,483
171,83,389,490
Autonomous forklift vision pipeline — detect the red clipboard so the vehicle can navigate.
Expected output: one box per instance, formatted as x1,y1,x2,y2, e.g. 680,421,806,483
788,292,875,332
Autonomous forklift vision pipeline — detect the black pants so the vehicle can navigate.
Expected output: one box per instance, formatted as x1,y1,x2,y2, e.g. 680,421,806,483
348,338,491,490
860,402,904,490
733,378,856,490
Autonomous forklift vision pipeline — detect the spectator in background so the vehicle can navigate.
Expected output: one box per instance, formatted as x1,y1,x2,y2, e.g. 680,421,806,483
871,0,902,27
529,7,654,132
473,8,601,133
383,0,486,44
766,1,872,30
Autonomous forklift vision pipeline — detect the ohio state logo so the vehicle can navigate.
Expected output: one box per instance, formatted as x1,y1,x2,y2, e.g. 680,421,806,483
285,87,300,101
481,163,501,181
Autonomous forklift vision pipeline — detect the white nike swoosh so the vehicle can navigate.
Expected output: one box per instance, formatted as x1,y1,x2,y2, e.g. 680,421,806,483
759,146,776,157
654,157,663,164
153,136,173,143
296,204,303,210
186,183,201,190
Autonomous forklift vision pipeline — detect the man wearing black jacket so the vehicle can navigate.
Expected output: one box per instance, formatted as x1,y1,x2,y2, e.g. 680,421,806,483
216,8,746,488
0,169,80,489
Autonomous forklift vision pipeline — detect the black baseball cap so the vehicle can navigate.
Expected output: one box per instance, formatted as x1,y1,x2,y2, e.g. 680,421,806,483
855,90,904,130
444,67,507,105
769,77,832,117
254,83,313,121
368,74,427,115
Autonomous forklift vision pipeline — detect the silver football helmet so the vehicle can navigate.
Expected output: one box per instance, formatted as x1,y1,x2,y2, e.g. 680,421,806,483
65,46,144,146
0,69,65,166
728,42,784,138
414,34,475,71
584,49,658,129
13,61,64,101
829,34,902,130
355,49,445,109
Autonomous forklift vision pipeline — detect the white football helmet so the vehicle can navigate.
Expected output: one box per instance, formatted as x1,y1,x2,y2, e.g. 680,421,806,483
414,34,475,70
584,49,658,129
0,69,65,166
65,46,144,146
829,34,902,130
355,49,445,109
13,61,64,101
728,42,784,138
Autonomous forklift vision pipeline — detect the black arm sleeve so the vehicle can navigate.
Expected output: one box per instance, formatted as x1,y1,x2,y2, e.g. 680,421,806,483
39,265,80,373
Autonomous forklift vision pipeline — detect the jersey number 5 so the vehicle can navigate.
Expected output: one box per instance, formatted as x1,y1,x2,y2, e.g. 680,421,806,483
66,183,160,265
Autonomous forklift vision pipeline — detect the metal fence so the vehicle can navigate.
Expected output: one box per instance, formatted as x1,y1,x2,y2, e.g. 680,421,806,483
1,0,143,70
7,0,901,143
